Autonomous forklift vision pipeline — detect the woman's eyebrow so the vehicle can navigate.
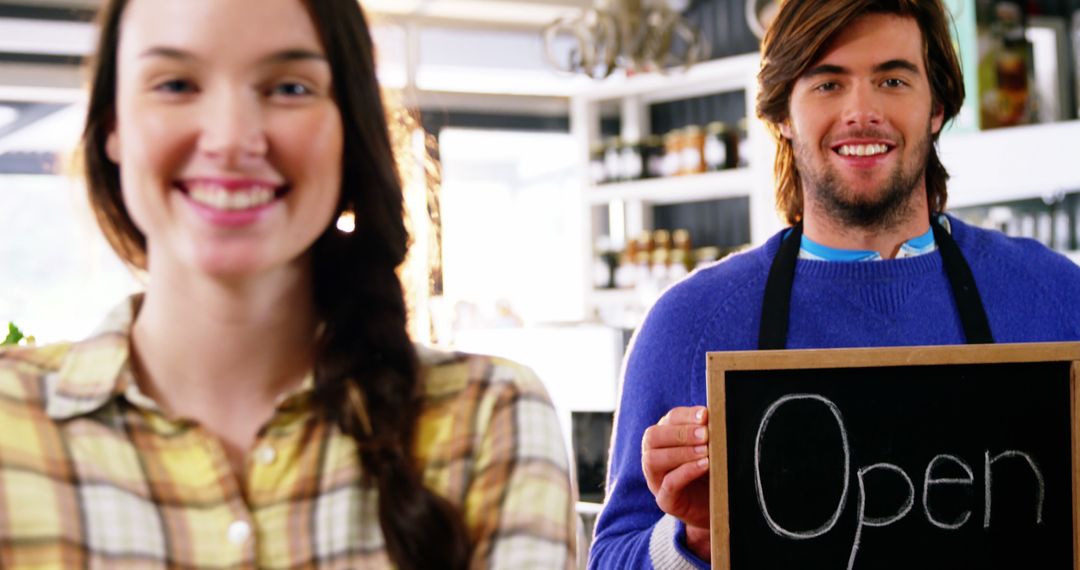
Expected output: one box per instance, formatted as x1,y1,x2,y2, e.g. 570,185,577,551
139,46,201,62
259,49,328,65
137,47,327,65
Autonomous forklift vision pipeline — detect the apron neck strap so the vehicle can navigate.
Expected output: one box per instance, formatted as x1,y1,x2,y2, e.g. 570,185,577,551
757,217,993,350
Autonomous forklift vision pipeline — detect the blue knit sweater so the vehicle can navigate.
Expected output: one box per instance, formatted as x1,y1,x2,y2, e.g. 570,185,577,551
589,216,1080,569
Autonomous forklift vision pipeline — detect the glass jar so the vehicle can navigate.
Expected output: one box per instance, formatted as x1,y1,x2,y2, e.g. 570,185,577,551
621,139,644,181
704,122,729,171
604,137,623,182
641,135,664,179
662,130,683,177
681,125,706,175
735,118,750,168
590,143,607,185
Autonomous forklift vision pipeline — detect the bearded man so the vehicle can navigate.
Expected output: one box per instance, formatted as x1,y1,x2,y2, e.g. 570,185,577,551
588,1,1080,568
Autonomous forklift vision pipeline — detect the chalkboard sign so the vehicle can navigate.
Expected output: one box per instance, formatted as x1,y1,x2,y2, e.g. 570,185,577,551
706,342,1080,570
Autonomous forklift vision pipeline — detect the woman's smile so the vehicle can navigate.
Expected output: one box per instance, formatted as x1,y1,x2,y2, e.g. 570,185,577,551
174,178,291,228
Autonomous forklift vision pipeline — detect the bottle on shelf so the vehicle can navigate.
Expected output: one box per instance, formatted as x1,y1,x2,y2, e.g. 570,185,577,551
652,228,671,254
592,235,619,289
621,139,644,182
704,121,729,172
662,129,683,178
666,229,690,282
614,238,639,289
693,246,722,271
651,228,672,287
642,135,665,179
635,230,654,286
735,118,750,168
604,137,623,182
650,246,670,290
1052,206,1070,251
589,143,607,185
672,228,694,274
977,1,1035,128
995,2,1034,126
681,125,706,175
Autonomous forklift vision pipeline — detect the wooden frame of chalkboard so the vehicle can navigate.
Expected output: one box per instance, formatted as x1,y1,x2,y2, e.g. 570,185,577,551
707,342,1080,570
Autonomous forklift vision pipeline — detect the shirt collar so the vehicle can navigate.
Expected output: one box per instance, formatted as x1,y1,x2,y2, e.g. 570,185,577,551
46,295,142,420
46,293,321,422
45,294,455,422
798,215,948,262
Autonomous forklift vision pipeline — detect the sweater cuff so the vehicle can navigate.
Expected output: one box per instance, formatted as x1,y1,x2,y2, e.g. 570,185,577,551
648,514,710,570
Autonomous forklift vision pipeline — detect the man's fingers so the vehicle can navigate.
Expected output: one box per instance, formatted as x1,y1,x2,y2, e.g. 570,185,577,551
657,406,708,427
643,406,710,497
643,445,708,496
643,422,709,451
655,457,710,513
643,445,709,477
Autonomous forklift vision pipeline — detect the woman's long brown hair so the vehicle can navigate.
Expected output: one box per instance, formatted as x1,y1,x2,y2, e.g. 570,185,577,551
756,0,965,225
81,1,470,568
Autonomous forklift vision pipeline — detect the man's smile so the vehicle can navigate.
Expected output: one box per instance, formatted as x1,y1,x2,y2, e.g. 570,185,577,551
834,143,891,157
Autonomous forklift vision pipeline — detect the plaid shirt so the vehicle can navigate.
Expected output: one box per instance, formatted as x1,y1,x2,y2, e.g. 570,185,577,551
0,298,576,569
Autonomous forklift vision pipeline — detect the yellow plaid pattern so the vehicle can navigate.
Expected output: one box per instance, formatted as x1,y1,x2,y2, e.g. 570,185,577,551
0,298,576,569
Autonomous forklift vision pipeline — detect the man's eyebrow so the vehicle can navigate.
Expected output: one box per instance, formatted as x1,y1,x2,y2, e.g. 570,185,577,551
801,59,922,80
873,59,920,75
802,64,847,79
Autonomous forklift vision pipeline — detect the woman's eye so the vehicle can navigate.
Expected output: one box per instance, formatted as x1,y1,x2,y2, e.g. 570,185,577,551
272,82,313,97
154,79,195,94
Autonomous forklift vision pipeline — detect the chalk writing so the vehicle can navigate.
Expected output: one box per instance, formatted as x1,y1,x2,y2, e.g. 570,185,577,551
753,393,1046,570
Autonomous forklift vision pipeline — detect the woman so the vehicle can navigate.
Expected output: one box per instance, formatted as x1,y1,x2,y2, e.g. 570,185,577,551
0,0,576,568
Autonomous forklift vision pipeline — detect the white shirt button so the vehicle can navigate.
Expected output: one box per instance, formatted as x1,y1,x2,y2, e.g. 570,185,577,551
227,520,252,545
255,445,277,465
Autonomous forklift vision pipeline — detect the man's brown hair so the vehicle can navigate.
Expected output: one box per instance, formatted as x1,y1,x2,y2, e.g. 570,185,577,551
757,0,965,224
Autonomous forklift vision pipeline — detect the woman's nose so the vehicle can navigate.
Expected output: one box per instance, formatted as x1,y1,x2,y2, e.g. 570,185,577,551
197,88,268,167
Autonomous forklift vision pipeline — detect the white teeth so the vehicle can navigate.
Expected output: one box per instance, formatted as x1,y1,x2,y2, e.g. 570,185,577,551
838,144,889,157
186,183,276,211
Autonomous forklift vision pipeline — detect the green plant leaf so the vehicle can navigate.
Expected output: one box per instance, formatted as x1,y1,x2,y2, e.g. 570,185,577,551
3,322,25,346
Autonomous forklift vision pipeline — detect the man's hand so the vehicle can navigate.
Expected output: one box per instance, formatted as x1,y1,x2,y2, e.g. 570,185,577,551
641,406,711,560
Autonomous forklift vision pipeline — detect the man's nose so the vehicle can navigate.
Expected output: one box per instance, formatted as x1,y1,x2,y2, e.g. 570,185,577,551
841,83,884,128
197,88,268,167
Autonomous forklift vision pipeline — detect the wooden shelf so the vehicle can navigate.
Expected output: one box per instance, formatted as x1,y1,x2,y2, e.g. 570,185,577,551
585,168,753,206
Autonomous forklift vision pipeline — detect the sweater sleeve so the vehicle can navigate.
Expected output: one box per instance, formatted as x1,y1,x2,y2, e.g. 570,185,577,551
587,279,713,569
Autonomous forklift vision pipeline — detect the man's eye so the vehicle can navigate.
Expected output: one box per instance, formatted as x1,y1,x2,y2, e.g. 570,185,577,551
815,81,839,92
883,78,907,88
154,79,195,94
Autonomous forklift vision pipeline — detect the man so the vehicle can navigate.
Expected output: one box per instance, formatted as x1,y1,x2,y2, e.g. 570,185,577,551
588,0,1080,568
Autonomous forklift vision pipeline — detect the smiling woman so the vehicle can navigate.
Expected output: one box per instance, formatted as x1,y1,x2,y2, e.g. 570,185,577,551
0,0,577,569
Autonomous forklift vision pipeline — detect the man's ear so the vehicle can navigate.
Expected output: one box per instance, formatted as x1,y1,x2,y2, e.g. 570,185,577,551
930,103,945,136
778,120,793,140
106,128,120,163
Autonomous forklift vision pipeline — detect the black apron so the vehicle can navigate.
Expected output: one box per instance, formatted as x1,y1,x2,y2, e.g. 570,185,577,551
757,216,994,350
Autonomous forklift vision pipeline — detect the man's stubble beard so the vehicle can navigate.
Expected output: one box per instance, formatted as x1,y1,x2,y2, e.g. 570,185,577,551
794,120,934,232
